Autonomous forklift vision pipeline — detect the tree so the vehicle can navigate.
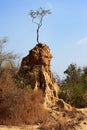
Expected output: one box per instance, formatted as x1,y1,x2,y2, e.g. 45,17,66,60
64,64,81,84
59,64,87,108
0,37,18,75
29,7,51,43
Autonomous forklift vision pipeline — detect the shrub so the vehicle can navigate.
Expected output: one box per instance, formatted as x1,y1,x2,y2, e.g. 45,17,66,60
0,78,48,125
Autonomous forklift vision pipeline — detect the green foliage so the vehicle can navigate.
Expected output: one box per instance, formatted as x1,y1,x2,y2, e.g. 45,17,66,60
59,64,87,108
70,83,86,107
29,7,51,19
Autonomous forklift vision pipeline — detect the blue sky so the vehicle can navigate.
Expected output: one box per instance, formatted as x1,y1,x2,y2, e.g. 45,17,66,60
0,0,87,78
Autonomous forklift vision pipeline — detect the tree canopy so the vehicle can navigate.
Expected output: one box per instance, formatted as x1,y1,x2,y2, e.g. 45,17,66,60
59,64,87,108
0,37,18,75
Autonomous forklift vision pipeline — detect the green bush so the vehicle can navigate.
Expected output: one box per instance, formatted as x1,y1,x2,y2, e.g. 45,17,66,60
59,64,87,108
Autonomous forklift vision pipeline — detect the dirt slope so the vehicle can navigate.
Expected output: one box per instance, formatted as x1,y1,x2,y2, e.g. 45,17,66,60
74,108,87,130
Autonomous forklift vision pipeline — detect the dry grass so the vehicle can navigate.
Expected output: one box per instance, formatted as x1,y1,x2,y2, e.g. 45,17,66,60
0,77,86,129
0,78,49,126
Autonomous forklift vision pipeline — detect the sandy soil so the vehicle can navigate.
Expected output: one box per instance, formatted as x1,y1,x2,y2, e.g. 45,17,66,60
0,108,87,130
0,125,39,130
74,108,87,130
0,126,23,130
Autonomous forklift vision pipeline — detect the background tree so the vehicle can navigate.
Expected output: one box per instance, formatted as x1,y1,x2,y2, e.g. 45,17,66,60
0,37,18,76
58,64,87,108
29,7,51,43
64,64,81,85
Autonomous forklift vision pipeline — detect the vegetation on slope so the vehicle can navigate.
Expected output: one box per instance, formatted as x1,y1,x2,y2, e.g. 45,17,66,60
58,64,87,108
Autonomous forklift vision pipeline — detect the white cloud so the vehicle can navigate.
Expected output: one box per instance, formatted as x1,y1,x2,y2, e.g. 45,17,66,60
77,36,87,45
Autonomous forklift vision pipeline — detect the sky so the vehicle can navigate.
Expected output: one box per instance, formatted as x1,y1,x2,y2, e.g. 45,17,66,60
0,0,87,79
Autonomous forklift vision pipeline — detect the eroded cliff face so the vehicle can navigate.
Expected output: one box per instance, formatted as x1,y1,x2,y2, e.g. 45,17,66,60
18,43,59,108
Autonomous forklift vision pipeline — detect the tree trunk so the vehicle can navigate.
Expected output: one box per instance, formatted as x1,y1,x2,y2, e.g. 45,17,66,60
37,25,39,43
0,62,2,76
